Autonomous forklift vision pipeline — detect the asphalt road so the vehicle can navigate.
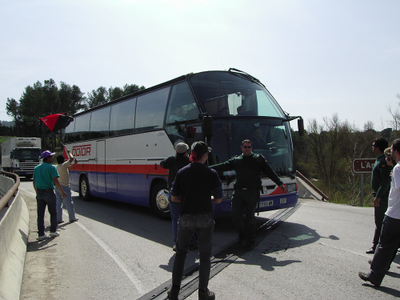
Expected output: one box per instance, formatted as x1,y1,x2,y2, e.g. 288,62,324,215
19,180,400,299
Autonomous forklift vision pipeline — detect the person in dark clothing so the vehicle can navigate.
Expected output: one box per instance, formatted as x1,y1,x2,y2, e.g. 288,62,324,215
160,143,192,250
366,138,392,254
211,139,285,251
251,127,268,149
168,141,223,300
359,139,400,287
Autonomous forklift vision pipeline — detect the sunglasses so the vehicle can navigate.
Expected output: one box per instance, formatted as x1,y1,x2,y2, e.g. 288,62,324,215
242,146,252,149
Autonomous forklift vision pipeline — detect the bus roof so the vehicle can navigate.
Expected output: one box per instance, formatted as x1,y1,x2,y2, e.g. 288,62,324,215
73,68,265,117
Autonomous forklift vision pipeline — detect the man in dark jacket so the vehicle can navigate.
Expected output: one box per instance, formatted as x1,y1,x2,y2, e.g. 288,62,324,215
367,138,392,254
160,143,190,250
211,139,285,251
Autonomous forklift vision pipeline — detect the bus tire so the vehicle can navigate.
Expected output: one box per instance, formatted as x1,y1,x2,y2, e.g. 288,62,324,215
79,175,91,201
151,181,170,219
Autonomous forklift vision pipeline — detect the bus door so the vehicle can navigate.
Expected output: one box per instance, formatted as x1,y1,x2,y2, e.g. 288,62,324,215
96,140,106,195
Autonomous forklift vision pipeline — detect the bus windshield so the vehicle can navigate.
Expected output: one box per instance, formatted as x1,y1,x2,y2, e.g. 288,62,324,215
209,119,294,176
189,71,285,118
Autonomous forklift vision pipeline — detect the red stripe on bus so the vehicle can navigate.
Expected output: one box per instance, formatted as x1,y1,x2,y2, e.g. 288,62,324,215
70,164,168,175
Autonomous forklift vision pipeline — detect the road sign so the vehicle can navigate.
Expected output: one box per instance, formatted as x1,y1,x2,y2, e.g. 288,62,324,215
353,158,376,174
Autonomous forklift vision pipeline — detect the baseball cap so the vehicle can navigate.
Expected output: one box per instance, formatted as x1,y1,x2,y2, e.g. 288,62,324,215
175,142,189,154
41,150,55,159
191,141,211,159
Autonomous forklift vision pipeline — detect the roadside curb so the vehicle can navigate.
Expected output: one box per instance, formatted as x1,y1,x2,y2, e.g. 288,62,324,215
0,190,29,300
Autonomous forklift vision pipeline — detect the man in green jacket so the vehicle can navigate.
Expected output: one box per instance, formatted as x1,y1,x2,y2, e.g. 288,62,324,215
211,139,285,251
367,138,392,254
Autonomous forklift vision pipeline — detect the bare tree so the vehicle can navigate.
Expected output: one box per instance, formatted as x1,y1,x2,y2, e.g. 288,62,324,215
387,93,400,131
305,114,378,205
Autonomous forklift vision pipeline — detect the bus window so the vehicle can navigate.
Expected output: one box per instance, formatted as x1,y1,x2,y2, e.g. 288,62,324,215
165,82,200,144
256,90,283,117
135,87,169,133
64,120,75,143
110,97,136,136
190,71,285,119
74,113,91,141
90,107,110,139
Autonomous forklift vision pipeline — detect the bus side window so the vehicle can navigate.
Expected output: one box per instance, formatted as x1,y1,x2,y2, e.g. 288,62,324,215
65,120,75,143
89,107,110,139
135,88,169,133
110,98,136,137
165,82,199,144
74,113,91,142
166,82,199,123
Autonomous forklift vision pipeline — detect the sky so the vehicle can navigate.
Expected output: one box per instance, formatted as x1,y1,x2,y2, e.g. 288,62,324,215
1,0,399,132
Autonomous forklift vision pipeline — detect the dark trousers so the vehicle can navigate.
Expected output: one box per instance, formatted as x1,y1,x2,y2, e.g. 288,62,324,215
230,189,259,244
36,189,57,236
369,215,400,285
373,194,388,247
172,213,215,290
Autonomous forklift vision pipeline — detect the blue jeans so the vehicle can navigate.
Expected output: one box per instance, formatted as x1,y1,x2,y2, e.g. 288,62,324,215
169,192,180,244
172,213,215,290
56,185,76,222
36,189,58,236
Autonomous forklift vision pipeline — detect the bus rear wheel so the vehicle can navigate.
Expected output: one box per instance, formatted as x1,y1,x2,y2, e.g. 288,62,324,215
151,181,170,219
79,175,91,201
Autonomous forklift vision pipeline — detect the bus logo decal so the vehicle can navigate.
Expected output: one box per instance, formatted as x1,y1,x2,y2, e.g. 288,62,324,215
72,145,92,157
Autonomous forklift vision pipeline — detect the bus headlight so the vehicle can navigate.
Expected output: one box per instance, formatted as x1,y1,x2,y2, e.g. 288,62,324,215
286,183,297,193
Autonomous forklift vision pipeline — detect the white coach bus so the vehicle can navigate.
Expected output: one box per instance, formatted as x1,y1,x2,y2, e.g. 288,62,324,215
63,68,304,218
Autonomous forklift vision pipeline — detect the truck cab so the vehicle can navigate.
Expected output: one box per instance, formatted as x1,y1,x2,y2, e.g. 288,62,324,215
1,137,42,178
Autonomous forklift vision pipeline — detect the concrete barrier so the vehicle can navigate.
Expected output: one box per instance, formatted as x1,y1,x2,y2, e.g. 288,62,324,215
0,175,29,300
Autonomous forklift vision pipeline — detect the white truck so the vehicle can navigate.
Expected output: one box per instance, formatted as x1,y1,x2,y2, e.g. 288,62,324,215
1,137,42,178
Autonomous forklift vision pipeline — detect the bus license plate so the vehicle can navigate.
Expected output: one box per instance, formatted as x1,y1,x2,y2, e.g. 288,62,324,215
259,200,273,208
280,198,287,204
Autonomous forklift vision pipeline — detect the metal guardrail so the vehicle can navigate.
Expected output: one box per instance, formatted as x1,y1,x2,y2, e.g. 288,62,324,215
296,170,329,201
0,171,20,214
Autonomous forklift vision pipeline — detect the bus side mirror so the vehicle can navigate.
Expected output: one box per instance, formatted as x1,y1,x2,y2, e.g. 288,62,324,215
298,118,304,136
202,115,213,138
10,151,13,159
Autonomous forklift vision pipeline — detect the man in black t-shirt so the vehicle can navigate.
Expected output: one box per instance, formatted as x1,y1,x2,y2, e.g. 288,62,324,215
168,141,223,300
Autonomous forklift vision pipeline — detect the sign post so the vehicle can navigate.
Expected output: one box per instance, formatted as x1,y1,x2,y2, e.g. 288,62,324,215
353,158,375,206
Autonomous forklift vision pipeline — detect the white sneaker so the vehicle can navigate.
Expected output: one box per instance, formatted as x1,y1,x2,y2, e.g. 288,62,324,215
49,231,60,238
38,234,50,241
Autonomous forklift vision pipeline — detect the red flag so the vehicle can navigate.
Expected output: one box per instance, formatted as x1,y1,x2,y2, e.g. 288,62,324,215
40,113,73,132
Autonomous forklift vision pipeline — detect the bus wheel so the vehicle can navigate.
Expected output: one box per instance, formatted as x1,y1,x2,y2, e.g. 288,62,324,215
79,176,91,201
151,181,170,219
